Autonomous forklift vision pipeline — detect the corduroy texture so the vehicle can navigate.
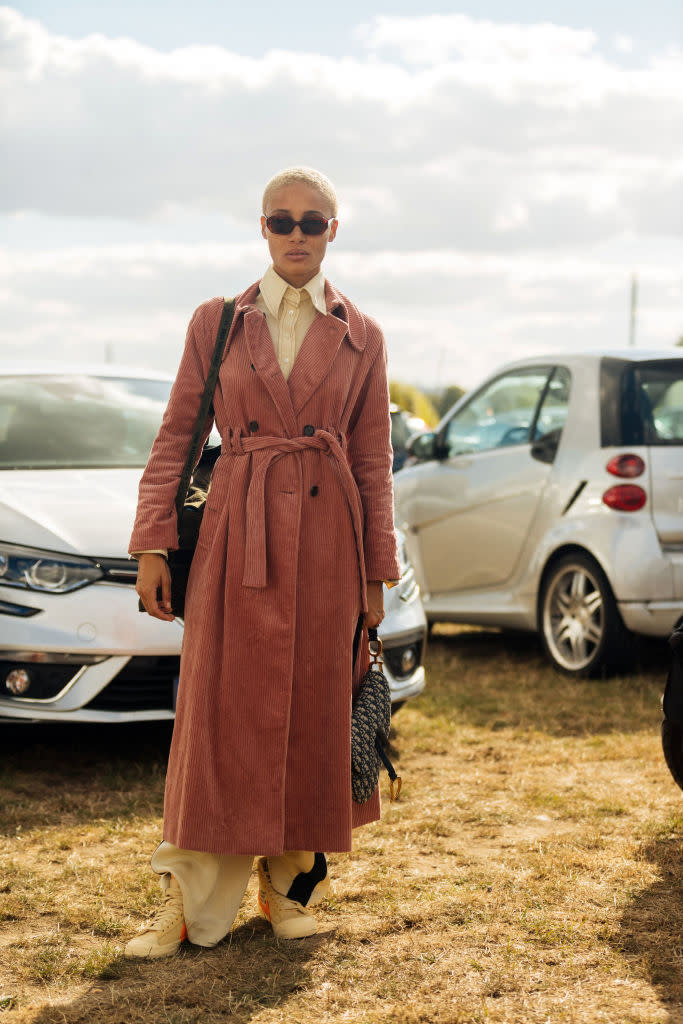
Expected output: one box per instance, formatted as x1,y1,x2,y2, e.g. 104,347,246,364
129,280,400,855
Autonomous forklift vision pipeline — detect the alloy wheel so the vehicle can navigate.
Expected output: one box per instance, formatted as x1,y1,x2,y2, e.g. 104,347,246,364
542,561,605,672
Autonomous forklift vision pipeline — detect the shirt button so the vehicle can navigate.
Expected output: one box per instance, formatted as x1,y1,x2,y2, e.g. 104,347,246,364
303,424,315,437
310,485,319,497
248,421,259,432
289,311,294,316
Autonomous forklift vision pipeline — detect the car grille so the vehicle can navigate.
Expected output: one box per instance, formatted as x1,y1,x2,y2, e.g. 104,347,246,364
86,655,179,711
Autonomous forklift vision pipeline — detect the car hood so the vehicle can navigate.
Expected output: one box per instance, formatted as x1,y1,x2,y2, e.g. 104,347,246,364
0,469,143,558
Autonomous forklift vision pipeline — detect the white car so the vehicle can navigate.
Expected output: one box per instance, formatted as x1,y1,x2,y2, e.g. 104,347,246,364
394,350,683,676
0,365,426,722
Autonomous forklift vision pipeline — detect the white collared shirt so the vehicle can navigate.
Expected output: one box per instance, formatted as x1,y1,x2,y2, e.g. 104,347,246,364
255,265,327,381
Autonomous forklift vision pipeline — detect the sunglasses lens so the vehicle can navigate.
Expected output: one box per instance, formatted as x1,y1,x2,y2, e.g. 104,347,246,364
266,216,330,235
266,216,295,235
300,218,329,235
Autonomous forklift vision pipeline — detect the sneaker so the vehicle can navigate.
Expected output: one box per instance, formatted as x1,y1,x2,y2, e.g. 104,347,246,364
124,875,187,958
287,852,331,907
257,857,317,939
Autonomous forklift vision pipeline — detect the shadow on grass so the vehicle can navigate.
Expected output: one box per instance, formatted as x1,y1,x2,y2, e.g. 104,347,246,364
611,825,683,1021
0,721,173,835
26,916,327,1024
416,626,670,738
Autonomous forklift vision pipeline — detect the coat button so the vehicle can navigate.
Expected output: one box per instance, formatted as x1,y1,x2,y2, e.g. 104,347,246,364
310,485,319,497
303,424,315,436
248,420,259,432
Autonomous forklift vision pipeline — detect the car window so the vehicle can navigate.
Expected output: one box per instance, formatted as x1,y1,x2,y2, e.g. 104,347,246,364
533,366,571,439
443,368,551,456
614,361,683,446
639,367,683,444
0,375,172,469
391,411,411,450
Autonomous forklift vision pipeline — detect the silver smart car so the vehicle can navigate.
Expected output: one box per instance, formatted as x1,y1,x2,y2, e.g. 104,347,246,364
0,366,426,722
394,350,683,676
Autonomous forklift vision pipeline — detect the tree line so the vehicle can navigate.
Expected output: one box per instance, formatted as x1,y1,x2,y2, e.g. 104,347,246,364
389,380,465,428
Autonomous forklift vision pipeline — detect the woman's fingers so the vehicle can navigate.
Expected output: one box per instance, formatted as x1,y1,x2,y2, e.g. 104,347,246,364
135,554,175,621
160,562,173,617
363,610,383,628
363,581,384,629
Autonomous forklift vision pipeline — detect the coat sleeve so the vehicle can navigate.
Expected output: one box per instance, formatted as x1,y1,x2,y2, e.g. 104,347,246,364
346,320,401,584
128,300,221,554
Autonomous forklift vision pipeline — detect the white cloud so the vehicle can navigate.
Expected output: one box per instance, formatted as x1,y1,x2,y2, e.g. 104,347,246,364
0,7,681,388
614,35,634,54
356,14,598,69
2,237,679,389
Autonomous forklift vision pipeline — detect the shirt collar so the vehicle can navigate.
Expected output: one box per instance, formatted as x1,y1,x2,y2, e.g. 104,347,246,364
259,266,327,318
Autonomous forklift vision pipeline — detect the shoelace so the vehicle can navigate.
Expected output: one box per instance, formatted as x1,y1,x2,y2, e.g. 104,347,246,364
147,887,184,930
262,872,309,916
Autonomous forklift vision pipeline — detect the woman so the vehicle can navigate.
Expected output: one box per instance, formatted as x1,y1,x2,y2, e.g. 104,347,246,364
126,167,399,958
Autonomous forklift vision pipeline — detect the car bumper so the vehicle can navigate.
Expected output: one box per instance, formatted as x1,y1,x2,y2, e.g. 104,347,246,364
619,601,683,637
0,571,427,722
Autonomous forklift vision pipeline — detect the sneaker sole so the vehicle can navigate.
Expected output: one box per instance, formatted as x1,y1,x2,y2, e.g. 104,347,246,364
124,922,187,959
124,938,182,959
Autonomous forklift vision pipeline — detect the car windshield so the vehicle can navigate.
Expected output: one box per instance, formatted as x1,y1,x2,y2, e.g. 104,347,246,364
0,375,173,469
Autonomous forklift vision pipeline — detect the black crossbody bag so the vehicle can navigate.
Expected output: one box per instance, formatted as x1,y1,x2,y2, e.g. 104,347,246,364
138,299,235,617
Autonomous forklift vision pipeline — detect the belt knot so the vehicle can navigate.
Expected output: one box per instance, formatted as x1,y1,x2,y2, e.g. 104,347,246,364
228,427,365,598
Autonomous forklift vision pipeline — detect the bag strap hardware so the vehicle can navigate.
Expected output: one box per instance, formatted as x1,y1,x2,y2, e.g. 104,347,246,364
367,626,384,668
175,299,235,524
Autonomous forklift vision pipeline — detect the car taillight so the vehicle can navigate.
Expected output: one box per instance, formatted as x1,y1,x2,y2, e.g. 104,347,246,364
602,484,647,511
606,453,645,478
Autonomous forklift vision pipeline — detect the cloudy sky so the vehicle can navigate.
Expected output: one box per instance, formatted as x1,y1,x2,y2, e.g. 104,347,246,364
2,1,682,390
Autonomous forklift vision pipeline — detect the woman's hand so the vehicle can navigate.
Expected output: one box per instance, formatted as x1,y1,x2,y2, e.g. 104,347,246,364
364,581,385,629
135,553,175,621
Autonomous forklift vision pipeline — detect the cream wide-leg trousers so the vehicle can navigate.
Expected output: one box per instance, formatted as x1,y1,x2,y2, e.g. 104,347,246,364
150,842,321,946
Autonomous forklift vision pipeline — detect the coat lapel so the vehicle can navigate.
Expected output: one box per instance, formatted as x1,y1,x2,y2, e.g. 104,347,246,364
233,278,367,428
286,313,349,417
287,281,366,417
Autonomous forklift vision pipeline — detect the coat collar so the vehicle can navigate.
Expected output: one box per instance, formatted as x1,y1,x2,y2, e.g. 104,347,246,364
229,278,367,354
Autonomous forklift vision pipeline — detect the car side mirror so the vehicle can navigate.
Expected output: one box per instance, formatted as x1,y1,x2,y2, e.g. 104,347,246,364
530,428,562,464
407,431,437,462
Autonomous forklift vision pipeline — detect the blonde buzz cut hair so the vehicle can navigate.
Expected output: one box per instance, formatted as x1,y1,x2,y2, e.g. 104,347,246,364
262,166,338,217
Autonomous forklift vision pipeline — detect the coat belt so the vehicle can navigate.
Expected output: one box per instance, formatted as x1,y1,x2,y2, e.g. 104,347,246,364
226,429,367,599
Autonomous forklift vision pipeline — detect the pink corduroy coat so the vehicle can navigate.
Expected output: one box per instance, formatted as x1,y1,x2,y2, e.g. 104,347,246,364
129,279,400,856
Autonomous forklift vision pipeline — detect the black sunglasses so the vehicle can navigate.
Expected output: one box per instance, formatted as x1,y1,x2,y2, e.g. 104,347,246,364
265,215,333,236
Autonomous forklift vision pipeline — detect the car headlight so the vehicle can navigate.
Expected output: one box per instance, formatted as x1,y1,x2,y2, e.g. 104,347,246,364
396,528,410,577
0,542,103,593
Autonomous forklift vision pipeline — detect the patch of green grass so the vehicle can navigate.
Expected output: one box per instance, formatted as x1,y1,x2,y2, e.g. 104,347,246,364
80,945,125,980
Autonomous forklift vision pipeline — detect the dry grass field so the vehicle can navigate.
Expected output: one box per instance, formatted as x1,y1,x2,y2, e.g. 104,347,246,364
2,625,683,1024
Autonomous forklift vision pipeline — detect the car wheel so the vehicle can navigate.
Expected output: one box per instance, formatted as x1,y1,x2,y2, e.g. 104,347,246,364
662,719,683,792
539,552,631,677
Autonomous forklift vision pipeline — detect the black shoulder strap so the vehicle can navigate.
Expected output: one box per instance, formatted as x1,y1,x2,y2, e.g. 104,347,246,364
174,299,235,520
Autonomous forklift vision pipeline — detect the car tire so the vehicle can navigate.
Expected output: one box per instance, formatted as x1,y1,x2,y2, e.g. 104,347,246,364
539,552,632,677
662,719,683,792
